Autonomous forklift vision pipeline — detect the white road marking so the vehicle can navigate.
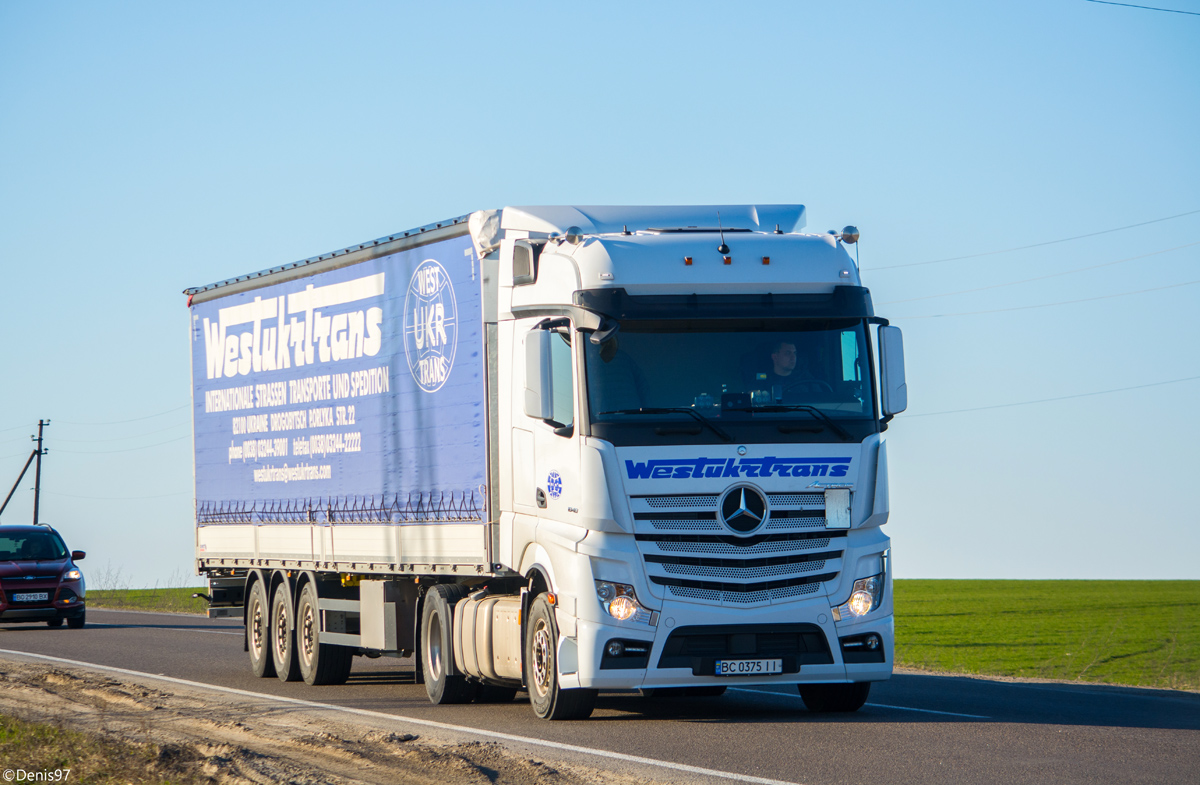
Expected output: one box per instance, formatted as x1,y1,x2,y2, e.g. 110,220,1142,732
729,687,991,720
0,649,808,785
86,622,241,636
865,702,991,719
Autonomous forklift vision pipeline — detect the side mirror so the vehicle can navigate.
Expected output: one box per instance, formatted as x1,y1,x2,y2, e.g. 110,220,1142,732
878,325,907,417
71,550,86,561
524,329,554,420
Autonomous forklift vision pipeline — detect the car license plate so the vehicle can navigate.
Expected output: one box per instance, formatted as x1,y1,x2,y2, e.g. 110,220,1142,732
12,592,50,603
715,658,783,676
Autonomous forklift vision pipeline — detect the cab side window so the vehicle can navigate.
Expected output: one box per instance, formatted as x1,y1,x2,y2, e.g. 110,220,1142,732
549,330,574,429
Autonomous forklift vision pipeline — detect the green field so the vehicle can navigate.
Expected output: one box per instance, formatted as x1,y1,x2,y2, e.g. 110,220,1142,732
85,580,1199,691
86,587,210,615
893,580,1200,691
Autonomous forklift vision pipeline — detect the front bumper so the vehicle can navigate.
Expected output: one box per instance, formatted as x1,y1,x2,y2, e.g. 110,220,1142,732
567,597,893,690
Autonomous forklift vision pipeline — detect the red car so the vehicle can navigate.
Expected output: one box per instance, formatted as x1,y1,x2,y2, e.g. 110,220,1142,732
0,524,87,628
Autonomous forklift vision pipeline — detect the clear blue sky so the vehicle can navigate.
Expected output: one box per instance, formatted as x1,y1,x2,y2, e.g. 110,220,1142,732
1,1,1197,587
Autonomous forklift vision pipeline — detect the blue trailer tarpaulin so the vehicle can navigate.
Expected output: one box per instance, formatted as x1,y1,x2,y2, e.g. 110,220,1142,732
189,234,486,522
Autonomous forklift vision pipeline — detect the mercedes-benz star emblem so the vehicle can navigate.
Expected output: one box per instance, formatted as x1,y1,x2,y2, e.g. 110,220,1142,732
719,485,768,534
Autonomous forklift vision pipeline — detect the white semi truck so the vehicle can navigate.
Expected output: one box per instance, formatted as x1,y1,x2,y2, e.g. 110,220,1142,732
186,204,906,720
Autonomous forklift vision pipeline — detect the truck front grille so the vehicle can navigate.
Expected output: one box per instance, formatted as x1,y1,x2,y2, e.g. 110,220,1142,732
631,493,844,606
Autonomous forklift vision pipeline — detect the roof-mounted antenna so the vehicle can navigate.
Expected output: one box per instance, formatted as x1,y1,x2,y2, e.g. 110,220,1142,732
622,225,631,235
716,211,730,255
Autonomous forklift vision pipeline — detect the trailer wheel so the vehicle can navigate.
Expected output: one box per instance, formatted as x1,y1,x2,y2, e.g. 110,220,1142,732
247,581,276,678
296,582,352,686
421,584,474,704
271,585,302,682
525,594,597,720
797,682,870,713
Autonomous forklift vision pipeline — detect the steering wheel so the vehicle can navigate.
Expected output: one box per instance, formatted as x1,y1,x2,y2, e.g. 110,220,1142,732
785,379,833,394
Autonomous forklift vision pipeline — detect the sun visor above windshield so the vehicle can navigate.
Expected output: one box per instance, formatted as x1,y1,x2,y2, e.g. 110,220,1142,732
574,286,874,320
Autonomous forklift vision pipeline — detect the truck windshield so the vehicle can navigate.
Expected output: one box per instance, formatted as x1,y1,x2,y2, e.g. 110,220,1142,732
583,318,877,445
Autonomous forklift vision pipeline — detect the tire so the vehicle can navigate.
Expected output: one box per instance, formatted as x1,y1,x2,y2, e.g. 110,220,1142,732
475,683,518,703
296,582,352,686
47,618,64,628
271,584,302,682
247,580,276,678
797,682,871,713
525,594,597,720
66,611,85,630
420,584,474,704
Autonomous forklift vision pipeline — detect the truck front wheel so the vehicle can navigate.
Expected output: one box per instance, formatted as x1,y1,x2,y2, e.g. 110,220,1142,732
525,594,597,720
296,582,352,686
247,581,276,678
421,584,474,704
797,682,871,712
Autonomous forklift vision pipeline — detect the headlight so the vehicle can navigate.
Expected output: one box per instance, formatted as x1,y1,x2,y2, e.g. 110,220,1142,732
64,569,82,581
595,581,655,625
832,574,883,621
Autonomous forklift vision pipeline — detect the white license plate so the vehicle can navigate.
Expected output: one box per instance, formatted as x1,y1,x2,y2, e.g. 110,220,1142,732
12,592,49,603
715,658,783,676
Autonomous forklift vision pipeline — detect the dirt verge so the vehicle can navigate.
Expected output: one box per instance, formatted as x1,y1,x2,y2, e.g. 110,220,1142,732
0,660,673,785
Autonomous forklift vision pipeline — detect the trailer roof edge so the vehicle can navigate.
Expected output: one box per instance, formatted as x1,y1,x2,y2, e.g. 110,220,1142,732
184,215,472,304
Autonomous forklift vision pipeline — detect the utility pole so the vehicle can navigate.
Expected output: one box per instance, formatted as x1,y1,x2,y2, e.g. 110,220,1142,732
32,419,49,525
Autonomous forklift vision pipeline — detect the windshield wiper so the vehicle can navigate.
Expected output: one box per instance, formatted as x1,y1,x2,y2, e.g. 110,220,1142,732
599,408,733,442
723,405,851,440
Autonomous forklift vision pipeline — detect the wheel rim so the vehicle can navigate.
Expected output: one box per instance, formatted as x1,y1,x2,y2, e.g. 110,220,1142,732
300,601,316,666
531,618,553,698
275,600,289,660
250,597,265,656
426,609,443,680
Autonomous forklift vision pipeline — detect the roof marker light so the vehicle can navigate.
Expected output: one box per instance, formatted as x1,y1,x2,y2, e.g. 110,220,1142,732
762,256,770,265
723,256,732,265
684,257,693,266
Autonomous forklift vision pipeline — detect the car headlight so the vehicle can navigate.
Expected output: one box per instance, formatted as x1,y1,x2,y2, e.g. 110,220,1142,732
64,569,82,581
831,573,883,621
595,581,656,625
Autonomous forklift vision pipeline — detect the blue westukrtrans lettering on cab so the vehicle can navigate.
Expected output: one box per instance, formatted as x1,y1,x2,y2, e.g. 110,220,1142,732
624,457,852,480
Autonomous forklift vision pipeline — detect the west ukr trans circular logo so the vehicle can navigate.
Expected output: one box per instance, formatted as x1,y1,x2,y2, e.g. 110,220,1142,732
404,259,458,393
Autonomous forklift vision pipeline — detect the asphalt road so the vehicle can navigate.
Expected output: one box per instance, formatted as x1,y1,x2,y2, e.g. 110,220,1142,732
2,608,1198,785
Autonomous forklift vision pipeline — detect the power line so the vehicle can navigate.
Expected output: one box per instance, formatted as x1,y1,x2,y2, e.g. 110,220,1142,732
897,277,1200,319
878,241,1199,305
50,421,190,444
50,404,191,427
51,435,191,455
43,490,191,501
1085,0,1200,16
868,208,1200,271
907,374,1200,418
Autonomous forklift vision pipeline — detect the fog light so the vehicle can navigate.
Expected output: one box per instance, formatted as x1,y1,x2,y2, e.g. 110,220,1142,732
866,634,880,650
608,596,637,621
607,641,625,657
